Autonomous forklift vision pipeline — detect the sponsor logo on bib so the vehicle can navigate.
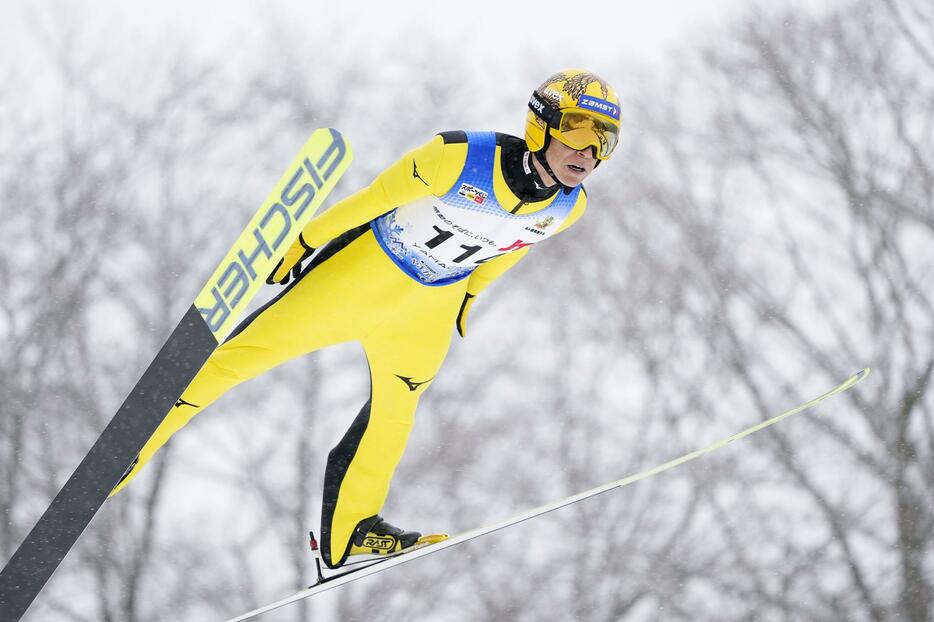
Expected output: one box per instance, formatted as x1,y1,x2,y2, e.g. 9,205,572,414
457,183,488,205
525,215,555,236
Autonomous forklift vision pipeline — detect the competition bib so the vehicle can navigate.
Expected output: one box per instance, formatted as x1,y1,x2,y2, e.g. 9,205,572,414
371,131,579,285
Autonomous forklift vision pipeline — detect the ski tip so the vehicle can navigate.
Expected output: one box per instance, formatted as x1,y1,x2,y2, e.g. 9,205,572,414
313,127,349,144
836,368,870,393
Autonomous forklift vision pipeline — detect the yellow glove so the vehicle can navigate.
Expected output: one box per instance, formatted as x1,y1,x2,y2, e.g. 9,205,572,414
266,233,315,285
456,294,475,338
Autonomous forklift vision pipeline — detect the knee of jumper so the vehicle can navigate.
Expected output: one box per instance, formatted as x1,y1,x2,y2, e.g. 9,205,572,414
182,350,262,406
209,344,276,379
370,386,425,427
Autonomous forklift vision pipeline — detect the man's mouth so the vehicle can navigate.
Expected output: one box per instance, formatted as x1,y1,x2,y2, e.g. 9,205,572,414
568,164,586,173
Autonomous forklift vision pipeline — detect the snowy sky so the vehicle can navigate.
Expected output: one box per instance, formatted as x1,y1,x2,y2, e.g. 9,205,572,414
1,0,749,69
0,0,768,175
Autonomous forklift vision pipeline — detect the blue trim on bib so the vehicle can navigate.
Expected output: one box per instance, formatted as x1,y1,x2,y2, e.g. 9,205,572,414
438,132,505,217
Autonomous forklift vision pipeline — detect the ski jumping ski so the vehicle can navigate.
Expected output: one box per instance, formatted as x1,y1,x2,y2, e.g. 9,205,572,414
0,128,353,622
227,367,870,622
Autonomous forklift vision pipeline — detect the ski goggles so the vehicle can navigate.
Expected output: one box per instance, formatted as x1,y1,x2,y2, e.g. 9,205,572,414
529,93,620,160
551,111,619,160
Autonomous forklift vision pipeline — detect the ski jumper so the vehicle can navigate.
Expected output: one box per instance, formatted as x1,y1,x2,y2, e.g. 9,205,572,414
110,130,587,568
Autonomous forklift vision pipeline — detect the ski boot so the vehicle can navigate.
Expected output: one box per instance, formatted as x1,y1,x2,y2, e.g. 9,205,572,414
348,515,448,559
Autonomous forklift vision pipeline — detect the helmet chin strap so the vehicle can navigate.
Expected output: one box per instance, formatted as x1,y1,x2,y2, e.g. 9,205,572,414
533,133,575,194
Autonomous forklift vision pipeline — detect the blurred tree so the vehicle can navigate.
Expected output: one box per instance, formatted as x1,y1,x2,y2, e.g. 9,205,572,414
593,1,933,619
5,1,931,621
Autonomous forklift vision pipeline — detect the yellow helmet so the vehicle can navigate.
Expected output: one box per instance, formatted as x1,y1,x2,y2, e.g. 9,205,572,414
525,69,621,161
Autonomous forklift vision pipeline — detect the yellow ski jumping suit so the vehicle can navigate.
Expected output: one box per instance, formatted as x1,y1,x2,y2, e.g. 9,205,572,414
112,130,587,567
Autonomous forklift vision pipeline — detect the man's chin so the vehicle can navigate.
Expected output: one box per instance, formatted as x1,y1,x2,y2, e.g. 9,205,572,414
557,171,588,187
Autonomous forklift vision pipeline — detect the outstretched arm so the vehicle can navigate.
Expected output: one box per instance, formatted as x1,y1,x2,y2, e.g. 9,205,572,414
270,134,462,283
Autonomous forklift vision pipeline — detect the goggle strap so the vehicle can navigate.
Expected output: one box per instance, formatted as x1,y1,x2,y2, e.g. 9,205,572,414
528,92,561,126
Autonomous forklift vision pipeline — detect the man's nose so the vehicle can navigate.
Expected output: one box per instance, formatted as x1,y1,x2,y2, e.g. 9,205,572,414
577,148,595,160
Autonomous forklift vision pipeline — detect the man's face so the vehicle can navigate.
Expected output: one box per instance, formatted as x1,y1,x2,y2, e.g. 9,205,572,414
544,139,598,187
